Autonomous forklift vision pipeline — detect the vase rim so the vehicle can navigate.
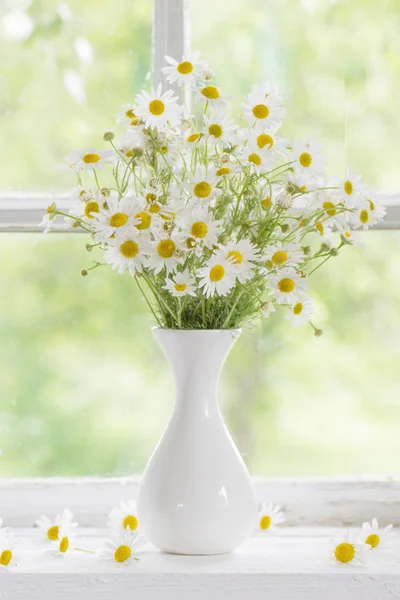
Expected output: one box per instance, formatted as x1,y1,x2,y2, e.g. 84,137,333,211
152,326,241,334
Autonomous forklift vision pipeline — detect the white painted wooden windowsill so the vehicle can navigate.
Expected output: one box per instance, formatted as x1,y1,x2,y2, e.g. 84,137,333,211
4,526,400,599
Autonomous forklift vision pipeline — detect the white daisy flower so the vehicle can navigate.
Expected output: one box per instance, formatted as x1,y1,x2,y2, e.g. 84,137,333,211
185,165,222,202
196,84,227,107
285,297,313,326
312,188,348,228
268,268,308,305
361,518,394,551
336,169,365,204
125,125,152,150
263,242,304,270
39,201,58,233
107,501,140,535
93,196,140,241
363,191,386,224
217,240,260,283
50,524,77,557
146,232,184,274
70,187,107,223
252,129,288,159
242,82,286,132
164,270,197,297
290,138,325,181
259,301,276,319
204,112,237,148
180,205,222,251
351,197,385,230
0,529,20,569
330,530,369,566
240,137,275,172
134,83,181,130
116,132,142,160
102,531,146,565
338,226,366,248
116,104,141,128
65,148,116,172
35,508,77,542
213,164,239,179
258,502,285,531
162,51,207,87
197,255,236,298
104,231,148,276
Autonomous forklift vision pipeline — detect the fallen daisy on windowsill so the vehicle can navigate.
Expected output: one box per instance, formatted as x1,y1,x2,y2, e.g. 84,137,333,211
102,531,146,565
0,528,21,570
361,518,394,552
107,500,141,535
257,502,285,532
330,530,370,566
35,508,78,543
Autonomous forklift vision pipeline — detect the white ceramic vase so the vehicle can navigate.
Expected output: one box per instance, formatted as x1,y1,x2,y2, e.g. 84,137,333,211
137,328,257,555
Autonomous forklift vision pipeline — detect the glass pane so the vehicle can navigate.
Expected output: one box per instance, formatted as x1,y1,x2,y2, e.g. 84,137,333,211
0,0,151,191
1,231,400,476
191,0,400,190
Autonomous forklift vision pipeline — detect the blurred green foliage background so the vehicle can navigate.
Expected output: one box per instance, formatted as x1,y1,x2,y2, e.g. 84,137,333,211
1,0,400,476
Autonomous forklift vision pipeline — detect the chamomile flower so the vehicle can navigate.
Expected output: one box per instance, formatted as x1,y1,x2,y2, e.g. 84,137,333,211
330,530,369,566
285,297,313,326
269,268,308,305
0,529,20,569
242,82,286,132
35,508,77,542
338,226,366,248
240,134,275,172
183,130,204,148
312,188,347,227
204,112,237,148
252,129,288,159
336,169,365,205
93,196,140,241
134,83,181,130
108,501,140,535
218,239,260,283
197,254,236,298
104,231,148,276
361,518,393,551
351,198,383,230
185,165,222,202
116,103,141,127
180,206,222,250
103,531,146,565
164,270,197,297
197,84,227,107
290,138,325,182
125,125,152,150
40,202,58,233
116,132,142,160
263,242,304,270
65,148,116,172
363,191,386,224
51,525,77,556
162,51,207,87
72,187,107,223
147,232,184,274
260,301,276,318
258,502,285,531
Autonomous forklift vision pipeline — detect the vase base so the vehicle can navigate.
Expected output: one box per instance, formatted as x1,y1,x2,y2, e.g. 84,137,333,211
159,547,235,556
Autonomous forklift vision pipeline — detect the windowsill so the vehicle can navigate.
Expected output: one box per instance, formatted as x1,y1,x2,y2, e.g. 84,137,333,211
5,527,400,599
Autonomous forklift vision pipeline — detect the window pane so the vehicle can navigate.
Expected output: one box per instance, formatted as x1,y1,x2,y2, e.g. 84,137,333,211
1,231,399,476
191,0,400,190
0,0,151,191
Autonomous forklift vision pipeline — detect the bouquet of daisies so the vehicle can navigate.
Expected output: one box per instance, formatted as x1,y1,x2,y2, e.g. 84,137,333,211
42,52,385,330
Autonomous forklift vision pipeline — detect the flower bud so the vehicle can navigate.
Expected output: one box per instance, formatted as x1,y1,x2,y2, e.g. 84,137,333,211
201,69,214,81
280,223,290,233
330,247,339,256
100,187,111,198
221,153,230,164
85,244,92,252
103,130,115,141
81,269,88,276
277,191,293,210
314,328,323,337
302,245,312,256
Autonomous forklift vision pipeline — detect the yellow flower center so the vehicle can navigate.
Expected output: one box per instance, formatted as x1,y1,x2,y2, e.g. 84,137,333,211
360,209,369,224
110,212,129,228
130,117,139,126
201,86,220,100
187,133,201,143
272,250,288,265
278,278,295,293
257,134,274,149
47,525,59,541
149,203,161,214
125,149,134,157
120,240,139,258
209,265,225,282
299,152,312,168
248,153,262,166
365,533,380,548
191,221,208,238
177,61,193,74
316,222,324,235
59,536,69,553
84,201,99,218
146,192,157,203
261,197,271,210
293,302,303,315
0,550,12,566
252,104,269,119
322,201,336,216
83,153,101,164
123,515,139,531
216,167,231,176
227,250,243,264
259,515,271,530
344,180,353,195
194,181,212,198
149,99,165,116
367,199,375,210
134,211,151,230
208,124,223,138
174,283,187,292
160,145,168,154
157,240,176,258
344,231,352,238
334,542,355,563
114,544,131,563
125,109,136,118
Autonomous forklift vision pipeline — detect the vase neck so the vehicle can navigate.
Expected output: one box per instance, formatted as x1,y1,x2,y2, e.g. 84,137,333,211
153,329,240,415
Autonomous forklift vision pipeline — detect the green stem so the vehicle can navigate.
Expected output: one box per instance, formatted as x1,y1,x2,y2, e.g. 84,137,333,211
134,275,163,327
